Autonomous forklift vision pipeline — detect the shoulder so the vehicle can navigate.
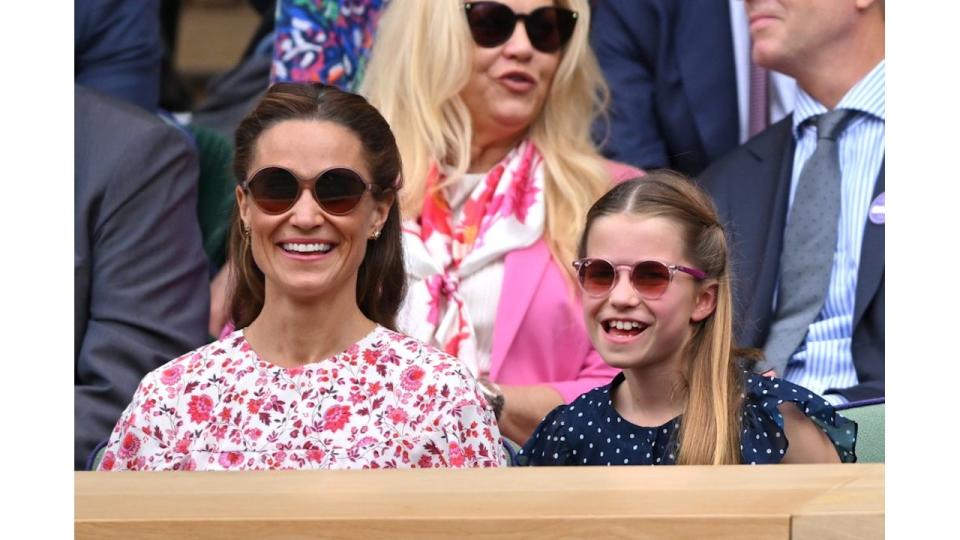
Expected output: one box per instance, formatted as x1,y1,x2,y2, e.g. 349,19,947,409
142,333,247,394
739,373,857,464
374,328,479,393
604,160,645,184
76,86,193,164
698,118,794,186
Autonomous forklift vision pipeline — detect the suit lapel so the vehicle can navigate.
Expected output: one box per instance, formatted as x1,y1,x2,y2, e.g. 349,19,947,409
853,159,885,329
489,241,550,381
675,0,739,162
737,119,796,347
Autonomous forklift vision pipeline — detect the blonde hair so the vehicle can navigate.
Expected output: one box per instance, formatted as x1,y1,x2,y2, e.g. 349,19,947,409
361,0,611,269
577,172,750,465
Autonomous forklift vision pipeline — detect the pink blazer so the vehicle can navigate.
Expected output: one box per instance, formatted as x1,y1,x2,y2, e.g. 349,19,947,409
489,161,642,402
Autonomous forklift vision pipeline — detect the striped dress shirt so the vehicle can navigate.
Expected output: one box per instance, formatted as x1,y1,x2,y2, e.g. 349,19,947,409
781,61,885,405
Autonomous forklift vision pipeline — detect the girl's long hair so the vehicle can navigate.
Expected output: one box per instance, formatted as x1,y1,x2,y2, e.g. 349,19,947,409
578,171,749,464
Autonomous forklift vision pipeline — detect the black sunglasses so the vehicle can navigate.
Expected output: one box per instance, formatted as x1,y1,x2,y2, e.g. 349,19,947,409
243,166,384,216
464,2,578,53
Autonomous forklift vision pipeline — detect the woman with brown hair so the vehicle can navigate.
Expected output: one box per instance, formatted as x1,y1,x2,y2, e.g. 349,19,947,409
98,83,505,471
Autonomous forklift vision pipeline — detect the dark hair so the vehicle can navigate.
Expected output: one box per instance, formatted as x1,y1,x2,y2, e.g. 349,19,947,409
228,82,406,330
577,170,749,464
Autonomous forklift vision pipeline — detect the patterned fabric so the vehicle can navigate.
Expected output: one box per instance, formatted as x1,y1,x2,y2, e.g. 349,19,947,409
98,326,505,470
399,140,545,376
519,371,858,466
272,0,389,91
781,60,885,404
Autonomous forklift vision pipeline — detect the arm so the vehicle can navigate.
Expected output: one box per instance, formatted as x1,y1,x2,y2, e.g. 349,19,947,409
498,384,564,445
75,117,210,470
778,403,842,464
590,0,669,170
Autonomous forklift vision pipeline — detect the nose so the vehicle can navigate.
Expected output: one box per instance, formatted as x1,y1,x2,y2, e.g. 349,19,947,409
607,268,641,308
502,20,535,60
287,187,325,229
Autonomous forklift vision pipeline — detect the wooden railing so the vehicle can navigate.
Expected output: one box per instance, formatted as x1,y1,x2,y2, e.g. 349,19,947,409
75,463,883,539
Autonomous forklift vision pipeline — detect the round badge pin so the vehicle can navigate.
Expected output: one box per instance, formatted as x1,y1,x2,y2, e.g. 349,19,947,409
868,192,885,225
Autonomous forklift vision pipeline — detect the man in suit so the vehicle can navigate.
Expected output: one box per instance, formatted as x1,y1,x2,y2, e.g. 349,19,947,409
590,0,795,177
699,0,885,403
75,85,210,469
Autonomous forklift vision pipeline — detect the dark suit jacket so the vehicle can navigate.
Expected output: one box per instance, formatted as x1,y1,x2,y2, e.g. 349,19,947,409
591,0,740,177
74,0,162,111
698,117,885,402
75,86,210,469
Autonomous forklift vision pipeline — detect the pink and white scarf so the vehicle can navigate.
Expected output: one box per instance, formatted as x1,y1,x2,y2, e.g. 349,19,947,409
400,140,545,376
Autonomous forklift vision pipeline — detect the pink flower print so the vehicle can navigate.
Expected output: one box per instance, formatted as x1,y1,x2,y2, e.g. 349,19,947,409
367,381,382,395
307,448,325,463
100,451,116,471
363,349,379,365
348,391,365,405
219,451,244,468
449,441,465,467
119,433,141,459
174,436,192,454
246,398,263,414
385,406,409,425
347,437,378,460
160,364,184,386
400,366,426,391
139,398,157,414
244,428,263,441
187,394,214,423
323,405,352,432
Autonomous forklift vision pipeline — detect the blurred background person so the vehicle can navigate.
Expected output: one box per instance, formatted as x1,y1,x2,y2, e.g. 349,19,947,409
75,84,210,469
362,0,640,443
589,0,796,176
700,0,885,403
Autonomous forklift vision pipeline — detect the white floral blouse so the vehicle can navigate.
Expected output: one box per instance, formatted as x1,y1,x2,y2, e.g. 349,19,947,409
98,326,506,470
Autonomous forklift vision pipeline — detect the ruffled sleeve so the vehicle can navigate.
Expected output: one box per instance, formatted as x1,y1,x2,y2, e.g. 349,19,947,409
739,373,858,464
517,405,573,466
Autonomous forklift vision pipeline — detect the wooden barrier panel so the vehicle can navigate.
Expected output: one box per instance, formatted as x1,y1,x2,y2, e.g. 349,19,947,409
75,463,883,539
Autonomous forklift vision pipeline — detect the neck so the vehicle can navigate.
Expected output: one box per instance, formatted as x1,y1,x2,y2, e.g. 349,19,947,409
468,128,526,173
795,23,884,109
244,284,375,367
615,360,687,427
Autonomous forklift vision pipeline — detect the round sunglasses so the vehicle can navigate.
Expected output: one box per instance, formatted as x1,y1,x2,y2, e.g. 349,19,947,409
464,1,578,53
572,258,707,299
243,166,384,216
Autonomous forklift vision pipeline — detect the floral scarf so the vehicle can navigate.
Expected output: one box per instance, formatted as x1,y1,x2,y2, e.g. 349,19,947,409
401,140,545,376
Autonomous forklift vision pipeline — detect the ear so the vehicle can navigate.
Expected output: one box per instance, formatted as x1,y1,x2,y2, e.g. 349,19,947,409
855,0,881,10
236,185,251,230
690,280,718,323
370,191,395,236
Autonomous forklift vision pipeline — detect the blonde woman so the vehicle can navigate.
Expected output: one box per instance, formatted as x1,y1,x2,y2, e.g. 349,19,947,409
362,0,640,443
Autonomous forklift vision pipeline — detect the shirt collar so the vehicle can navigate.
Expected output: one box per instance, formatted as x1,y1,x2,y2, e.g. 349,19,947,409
792,59,886,137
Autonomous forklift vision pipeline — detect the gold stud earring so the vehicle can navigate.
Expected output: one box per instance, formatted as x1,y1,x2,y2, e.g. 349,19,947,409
370,229,381,240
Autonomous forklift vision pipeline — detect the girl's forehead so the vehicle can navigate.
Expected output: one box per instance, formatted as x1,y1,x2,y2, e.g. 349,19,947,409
586,213,686,258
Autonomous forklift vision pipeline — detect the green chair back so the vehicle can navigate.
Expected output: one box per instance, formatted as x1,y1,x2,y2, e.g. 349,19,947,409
838,402,884,463
188,124,236,272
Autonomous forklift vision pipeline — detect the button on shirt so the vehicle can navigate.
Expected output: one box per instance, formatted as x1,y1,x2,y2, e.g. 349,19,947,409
781,61,885,405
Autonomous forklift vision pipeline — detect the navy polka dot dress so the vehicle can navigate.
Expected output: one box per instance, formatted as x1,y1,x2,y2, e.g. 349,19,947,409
518,371,857,466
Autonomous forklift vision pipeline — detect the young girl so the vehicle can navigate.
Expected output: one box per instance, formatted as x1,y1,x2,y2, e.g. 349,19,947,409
519,172,856,465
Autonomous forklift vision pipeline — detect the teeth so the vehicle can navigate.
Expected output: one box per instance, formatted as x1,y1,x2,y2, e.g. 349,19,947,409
282,242,333,253
607,320,643,331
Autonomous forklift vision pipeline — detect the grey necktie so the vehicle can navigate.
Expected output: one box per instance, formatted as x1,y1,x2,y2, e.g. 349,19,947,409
761,108,857,375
